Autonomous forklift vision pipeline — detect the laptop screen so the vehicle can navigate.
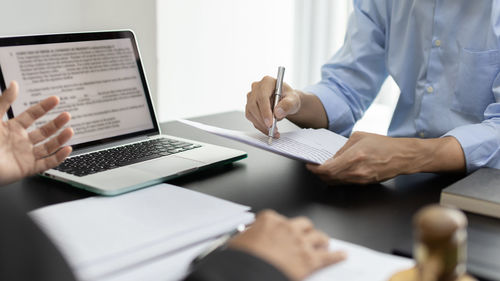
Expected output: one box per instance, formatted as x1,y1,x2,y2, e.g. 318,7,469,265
0,31,158,150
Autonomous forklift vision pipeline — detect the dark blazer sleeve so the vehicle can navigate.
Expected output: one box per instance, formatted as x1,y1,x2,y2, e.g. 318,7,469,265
185,248,291,281
0,196,77,281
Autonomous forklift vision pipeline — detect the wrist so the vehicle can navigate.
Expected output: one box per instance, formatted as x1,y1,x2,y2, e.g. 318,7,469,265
408,137,466,174
287,91,328,129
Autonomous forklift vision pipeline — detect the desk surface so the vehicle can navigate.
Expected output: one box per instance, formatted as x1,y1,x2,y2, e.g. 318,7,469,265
1,111,499,281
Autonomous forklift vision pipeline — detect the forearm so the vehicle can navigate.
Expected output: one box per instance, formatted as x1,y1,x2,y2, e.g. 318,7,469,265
404,136,466,174
286,91,328,129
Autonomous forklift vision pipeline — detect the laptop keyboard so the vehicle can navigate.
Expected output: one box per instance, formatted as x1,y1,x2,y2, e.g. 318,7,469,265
54,138,202,177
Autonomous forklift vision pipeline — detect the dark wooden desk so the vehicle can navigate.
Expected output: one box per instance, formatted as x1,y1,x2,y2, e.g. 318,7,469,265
1,111,499,280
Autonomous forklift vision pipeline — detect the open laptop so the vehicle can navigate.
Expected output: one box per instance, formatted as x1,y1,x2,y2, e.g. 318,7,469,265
0,30,246,195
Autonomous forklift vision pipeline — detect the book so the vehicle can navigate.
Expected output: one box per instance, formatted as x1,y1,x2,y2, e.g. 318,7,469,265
440,168,500,219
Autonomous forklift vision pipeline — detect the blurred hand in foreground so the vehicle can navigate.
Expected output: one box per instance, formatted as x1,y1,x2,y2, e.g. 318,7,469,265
0,81,73,185
229,210,346,281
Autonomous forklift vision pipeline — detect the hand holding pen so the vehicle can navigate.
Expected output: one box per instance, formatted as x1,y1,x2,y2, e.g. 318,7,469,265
268,66,285,144
245,66,302,141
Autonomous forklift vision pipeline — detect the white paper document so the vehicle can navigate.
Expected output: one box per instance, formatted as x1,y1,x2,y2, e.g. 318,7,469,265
179,119,348,164
90,237,413,281
306,239,414,281
29,183,254,281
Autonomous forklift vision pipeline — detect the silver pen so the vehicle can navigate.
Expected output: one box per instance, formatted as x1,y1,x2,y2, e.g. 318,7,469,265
268,66,285,145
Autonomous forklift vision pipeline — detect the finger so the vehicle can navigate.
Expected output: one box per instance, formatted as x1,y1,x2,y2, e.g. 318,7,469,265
247,109,269,135
318,250,347,268
0,81,18,117
33,127,73,158
14,96,60,129
254,209,287,226
256,102,273,131
290,216,314,233
246,98,269,135
306,160,344,184
255,76,277,128
306,163,326,175
29,112,71,144
256,209,284,220
34,146,72,173
305,230,330,249
309,154,343,174
256,93,273,129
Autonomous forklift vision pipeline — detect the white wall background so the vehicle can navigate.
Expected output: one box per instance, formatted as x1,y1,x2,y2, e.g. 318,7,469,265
157,0,295,121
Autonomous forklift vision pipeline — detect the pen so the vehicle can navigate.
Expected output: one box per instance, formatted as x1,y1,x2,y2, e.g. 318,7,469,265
190,224,246,267
268,66,285,145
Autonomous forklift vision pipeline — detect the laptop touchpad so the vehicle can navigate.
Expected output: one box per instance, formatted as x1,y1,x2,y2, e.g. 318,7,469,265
129,156,203,175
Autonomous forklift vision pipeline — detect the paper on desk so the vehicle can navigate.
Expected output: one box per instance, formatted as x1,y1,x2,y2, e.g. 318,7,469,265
179,119,347,164
29,183,254,281
89,237,414,281
306,239,414,281
76,212,254,281
95,239,215,281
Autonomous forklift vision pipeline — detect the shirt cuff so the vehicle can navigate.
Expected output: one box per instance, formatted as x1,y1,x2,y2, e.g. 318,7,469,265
304,82,356,136
444,123,500,173
185,248,291,281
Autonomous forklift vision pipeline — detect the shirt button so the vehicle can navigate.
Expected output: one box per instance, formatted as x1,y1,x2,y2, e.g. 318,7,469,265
419,132,425,138
434,39,441,47
426,86,434,93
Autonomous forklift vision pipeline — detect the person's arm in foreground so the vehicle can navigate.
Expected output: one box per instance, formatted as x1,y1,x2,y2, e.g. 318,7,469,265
0,81,73,185
186,210,346,281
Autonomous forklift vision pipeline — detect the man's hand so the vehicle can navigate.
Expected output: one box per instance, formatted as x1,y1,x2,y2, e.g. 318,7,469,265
245,76,301,138
245,76,328,137
229,210,346,281
0,81,73,185
306,131,466,185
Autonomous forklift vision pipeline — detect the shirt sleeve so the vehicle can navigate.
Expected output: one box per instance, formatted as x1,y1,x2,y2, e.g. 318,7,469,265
445,74,500,173
443,5,500,173
304,0,389,136
184,248,291,281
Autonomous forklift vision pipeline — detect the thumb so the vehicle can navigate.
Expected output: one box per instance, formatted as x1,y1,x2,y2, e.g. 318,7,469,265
0,81,18,117
319,250,347,268
275,92,300,120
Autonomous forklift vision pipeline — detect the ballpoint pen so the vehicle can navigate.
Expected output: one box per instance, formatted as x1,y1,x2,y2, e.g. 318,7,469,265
268,66,285,145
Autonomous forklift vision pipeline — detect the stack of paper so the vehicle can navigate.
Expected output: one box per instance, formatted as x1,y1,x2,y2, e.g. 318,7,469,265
29,184,253,281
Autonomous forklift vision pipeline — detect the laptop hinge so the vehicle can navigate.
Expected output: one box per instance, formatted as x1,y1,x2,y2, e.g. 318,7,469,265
70,135,152,156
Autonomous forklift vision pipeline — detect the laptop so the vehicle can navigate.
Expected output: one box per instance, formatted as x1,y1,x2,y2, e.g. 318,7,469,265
0,30,247,195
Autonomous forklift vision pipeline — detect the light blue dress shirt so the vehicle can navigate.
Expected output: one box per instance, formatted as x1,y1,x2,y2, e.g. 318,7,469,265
304,0,500,173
